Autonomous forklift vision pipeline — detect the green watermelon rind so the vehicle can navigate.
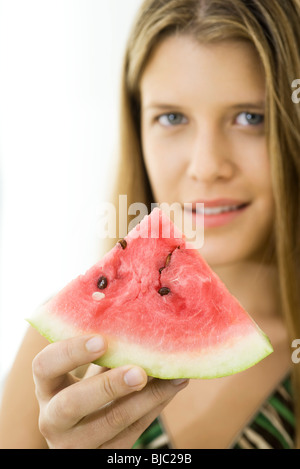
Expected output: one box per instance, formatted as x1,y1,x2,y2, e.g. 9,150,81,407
27,306,273,380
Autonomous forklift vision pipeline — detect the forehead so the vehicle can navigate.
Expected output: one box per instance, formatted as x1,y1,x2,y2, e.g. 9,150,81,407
140,35,266,109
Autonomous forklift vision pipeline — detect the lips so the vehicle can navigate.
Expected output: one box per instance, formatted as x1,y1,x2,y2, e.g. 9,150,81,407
197,205,246,215
186,199,250,228
190,199,249,211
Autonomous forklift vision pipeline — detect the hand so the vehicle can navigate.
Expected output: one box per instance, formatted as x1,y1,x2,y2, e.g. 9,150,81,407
32,335,189,449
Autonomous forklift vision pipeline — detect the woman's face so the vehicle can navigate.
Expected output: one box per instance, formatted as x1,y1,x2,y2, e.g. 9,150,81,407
140,35,274,267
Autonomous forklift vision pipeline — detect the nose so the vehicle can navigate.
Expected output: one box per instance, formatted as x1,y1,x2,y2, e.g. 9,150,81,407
186,124,235,183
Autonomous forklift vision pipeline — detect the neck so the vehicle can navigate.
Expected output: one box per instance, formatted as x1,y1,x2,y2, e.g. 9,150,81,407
213,259,281,322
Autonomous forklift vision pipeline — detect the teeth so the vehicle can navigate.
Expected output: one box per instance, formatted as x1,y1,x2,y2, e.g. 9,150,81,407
196,205,240,215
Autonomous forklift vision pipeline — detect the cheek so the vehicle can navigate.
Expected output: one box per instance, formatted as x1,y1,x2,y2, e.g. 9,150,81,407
142,131,186,201
241,140,273,201
236,132,269,169
233,133,272,196
235,145,275,249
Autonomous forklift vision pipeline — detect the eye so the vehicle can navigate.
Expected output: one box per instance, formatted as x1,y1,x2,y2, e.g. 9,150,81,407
236,112,264,126
158,113,188,127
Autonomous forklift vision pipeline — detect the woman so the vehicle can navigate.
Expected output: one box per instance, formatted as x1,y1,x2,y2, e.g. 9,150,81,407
1,0,300,449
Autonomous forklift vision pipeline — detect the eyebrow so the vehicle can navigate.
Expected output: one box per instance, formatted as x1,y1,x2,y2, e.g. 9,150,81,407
143,101,266,111
228,101,266,110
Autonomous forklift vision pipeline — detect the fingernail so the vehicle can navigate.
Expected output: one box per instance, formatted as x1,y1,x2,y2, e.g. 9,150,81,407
85,336,105,353
172,379,189,386
124,367,145,387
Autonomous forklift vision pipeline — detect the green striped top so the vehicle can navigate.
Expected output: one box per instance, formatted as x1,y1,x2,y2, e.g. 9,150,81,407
133,375,295,449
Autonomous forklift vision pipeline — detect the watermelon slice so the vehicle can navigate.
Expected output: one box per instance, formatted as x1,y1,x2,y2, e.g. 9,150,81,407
28,208,272,379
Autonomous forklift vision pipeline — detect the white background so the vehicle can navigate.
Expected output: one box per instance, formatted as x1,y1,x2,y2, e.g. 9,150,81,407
0,0,142,387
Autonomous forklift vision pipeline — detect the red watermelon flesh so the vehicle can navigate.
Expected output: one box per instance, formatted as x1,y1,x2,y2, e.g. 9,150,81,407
28,208,273,379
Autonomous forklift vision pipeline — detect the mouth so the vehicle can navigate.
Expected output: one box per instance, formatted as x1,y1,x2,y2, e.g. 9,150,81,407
187,199,251,228
193,202,249,216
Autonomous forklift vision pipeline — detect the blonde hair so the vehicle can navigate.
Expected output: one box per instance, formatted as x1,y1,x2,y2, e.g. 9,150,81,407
110,0,300,446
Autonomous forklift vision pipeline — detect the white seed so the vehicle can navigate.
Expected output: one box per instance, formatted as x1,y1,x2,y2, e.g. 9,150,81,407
92,292,105,301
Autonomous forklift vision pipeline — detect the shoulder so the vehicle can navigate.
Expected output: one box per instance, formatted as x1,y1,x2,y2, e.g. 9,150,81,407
0,327,49,448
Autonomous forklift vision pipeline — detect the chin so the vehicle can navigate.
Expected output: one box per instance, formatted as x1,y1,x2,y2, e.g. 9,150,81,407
198,243,242,269
198,230,275,269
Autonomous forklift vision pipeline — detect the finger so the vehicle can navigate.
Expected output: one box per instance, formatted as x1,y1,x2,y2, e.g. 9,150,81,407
83,364,109,379
46,365,148,429
75,378,189,448
99,398,173,449
32,335,107,400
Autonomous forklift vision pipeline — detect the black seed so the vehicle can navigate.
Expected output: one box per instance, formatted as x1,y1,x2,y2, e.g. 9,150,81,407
97,276,108,290
118,239,127,250
158,287,170,296
165,253,172,266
